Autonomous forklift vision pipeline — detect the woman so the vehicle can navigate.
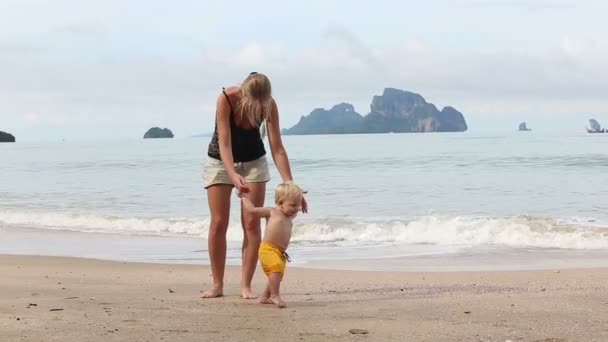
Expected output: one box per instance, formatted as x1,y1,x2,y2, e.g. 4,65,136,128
201,72,308,299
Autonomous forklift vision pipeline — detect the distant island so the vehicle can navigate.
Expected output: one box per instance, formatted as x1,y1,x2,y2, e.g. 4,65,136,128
518,122,532,131
0,130,16,143
587,119,606,133
282,88,467,135
143,127,174,139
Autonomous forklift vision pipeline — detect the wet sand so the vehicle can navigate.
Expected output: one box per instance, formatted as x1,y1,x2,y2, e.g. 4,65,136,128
1,255,607,341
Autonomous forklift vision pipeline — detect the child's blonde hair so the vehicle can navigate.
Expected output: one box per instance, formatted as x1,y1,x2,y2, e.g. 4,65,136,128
274,181,303,205
238,73,272,133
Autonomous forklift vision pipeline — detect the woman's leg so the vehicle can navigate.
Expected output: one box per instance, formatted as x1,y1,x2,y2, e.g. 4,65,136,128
240,181,266,299
200,184,233,298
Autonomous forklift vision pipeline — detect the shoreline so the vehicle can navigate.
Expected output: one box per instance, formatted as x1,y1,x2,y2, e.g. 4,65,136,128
3,226,608,272
2,254,608,341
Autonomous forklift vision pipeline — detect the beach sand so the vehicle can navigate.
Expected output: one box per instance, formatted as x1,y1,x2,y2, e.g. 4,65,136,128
1,255,607,342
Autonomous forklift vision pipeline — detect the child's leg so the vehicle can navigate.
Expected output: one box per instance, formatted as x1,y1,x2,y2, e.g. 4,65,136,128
268,272,285,308
259,280,272,304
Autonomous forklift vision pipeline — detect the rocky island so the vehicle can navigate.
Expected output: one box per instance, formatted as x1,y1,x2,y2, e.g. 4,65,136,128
0,130,16,143
518,122,532,131
283,88,467,135
587,119,606,133
143,127,174,139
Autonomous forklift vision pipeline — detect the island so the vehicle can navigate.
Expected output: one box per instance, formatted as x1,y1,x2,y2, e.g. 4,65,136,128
282,88,467,135
518,122,532,131
143,127,174,139
0,130,16,143
587,119,606,133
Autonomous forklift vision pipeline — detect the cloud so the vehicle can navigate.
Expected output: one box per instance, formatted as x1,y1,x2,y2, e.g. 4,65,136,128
53,23,109,40
23,112,41,123
320,25,381,70
2,12,608,141
558,35,606,63
231,43,284,69
0,42,37,55
463,0,576,10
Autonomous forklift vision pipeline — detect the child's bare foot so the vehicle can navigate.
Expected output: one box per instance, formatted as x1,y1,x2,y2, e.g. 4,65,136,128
200,287,223,298
259,297,273,304
270,295,286,308
241,287,258,299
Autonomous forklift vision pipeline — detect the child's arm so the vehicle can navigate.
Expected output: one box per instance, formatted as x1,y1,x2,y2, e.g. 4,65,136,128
241,195,272,219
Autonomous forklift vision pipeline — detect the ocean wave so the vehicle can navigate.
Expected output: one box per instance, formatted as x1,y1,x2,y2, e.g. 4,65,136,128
0,211,207,237
291,216,608,249
1,211,607,250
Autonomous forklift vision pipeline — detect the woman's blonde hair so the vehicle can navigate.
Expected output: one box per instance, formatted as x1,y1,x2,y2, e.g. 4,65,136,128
238,73,272,133
274,181,303,205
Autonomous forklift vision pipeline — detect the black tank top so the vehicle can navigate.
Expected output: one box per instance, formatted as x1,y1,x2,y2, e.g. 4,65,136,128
207,89,266,162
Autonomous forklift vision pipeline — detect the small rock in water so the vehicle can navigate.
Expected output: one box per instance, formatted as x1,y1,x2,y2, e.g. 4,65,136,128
349,329,368,335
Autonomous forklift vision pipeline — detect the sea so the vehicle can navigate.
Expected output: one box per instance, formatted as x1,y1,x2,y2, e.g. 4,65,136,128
2,132,608,271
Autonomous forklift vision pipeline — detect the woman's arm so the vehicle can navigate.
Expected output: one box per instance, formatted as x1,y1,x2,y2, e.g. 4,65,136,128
216,91,249,193
266,99,293,182
266,99,308,213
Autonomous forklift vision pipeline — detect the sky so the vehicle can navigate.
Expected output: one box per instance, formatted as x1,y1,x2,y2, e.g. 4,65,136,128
1,0,607,141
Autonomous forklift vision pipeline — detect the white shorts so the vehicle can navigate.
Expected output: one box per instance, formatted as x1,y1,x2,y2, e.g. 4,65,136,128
203,156,271,188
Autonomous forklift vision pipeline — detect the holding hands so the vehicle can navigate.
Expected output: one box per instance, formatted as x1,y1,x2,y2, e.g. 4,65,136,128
237,181,308,214
230,173,250,194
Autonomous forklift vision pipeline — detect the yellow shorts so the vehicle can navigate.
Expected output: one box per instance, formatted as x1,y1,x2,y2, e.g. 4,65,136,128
258,242,287,276
203,156,270,189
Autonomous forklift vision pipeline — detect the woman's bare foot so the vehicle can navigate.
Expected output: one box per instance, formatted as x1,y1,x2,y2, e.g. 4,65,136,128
259,297,273,304
241,287,258,299
270,295,286,308
200,287,223,298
